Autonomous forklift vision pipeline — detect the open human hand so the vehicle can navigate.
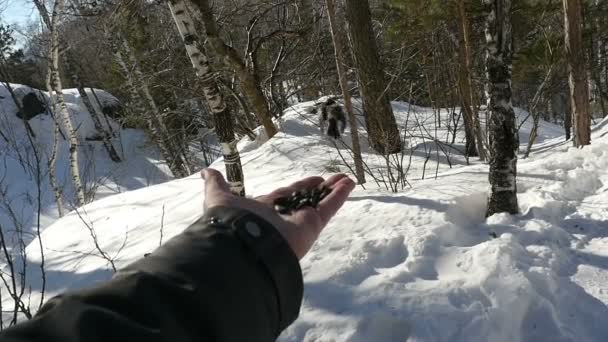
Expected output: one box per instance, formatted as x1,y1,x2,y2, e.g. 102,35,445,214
202,168,355,259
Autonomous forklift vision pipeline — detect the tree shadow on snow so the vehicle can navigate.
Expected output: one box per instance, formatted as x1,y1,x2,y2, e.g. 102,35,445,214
349,195,449,213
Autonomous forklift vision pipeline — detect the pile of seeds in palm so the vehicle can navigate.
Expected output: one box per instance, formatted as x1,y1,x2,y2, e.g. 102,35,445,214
274,186,332,215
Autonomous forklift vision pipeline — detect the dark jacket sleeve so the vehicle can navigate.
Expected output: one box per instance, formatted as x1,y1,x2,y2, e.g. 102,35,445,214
0,206,304,342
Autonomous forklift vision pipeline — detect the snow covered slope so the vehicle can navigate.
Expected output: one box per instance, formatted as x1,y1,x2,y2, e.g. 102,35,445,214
0,84,172,238
9,99,608,341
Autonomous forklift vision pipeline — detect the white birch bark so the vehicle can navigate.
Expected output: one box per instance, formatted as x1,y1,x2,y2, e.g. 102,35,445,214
45,73,65,217
483,0,519,216
168,0,245,196
109,32,190,177
34,0,120,163
46,0,86,206
65,54,121,162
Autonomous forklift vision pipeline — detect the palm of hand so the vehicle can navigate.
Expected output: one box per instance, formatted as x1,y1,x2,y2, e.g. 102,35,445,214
202,169,355,259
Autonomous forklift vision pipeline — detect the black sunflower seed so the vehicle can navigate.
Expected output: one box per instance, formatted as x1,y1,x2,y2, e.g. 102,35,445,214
273,186,334,214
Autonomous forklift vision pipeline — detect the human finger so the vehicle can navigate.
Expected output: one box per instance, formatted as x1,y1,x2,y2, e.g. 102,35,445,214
257,176,325,204
201,168,230,197
287,176,325,191
321,174,348,188
256,186,296,204
317,177,355,225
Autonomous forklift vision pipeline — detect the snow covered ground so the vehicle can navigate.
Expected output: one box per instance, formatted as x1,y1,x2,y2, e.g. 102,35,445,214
3,91,608,341
0,84,172,236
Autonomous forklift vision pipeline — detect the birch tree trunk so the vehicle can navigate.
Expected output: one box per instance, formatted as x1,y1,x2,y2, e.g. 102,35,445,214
483,0,519,216
108,32,190,178
326,0,365,185
34,0,120,164
456,0,487,161
48,120,64,217
344,0,401,154
64,54,121,163
190,0,278,140
47,0,86,206
563,0,591,146
45,73,65,217
120,37,191,177
168,0,245,196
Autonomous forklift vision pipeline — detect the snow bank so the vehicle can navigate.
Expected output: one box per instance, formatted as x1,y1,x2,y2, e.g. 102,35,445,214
11,99,608,341
0,83,172,239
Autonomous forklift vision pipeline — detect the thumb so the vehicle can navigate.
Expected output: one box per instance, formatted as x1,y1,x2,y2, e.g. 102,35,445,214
201,168,230,196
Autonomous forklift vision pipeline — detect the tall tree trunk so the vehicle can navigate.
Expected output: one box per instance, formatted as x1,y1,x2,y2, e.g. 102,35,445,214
456,0,487,161
48,120,65,216
35,0,120,164
588,4,607,119
45,73,65,217
191,0,278,139
413,0,441,128
298,0,322,101
344,0,401,154
326,0,365,185
47,0,86,207
524,65,554,158
64,54,121,163
168,0,245,196
563,0,591,146
90,87,116,136
483,0,519,216
603,38,608,118
108,32,190,178
32,0,52,29
120,38,191,176
565,95,573,140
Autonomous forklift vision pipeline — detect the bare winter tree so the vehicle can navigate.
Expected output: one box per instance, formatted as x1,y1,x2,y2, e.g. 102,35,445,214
104,26,191,178
33,0,121,164
45,74,66,217
35,0,86,206
65,54,121,162
168,0,245,196
24,2,66,214
563,0,591,147
190,0,278,140
325,0,365,184
483,0,519,216
456,0,486,161
344,0,401,154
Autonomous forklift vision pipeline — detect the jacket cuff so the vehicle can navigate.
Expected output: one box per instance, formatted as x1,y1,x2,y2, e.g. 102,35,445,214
203,206,303,331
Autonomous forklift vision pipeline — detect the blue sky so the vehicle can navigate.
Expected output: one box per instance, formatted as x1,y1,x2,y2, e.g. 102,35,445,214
2,0,37,27
2,0,38,45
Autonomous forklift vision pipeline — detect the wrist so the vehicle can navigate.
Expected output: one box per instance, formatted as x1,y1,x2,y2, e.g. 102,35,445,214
203,206,304,331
